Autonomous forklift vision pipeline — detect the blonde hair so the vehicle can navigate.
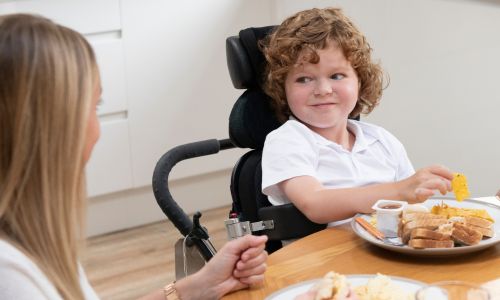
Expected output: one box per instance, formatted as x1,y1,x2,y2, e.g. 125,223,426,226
262,7,386,123
0,14,98,299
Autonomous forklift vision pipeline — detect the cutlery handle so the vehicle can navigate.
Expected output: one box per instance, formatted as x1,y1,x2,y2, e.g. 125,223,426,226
355,217,385,240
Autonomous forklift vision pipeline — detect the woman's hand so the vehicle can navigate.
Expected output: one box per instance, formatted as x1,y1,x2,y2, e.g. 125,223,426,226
176,234,268,299
397,165,454,203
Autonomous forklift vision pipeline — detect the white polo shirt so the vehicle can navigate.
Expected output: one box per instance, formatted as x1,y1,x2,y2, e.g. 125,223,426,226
262,118,415,208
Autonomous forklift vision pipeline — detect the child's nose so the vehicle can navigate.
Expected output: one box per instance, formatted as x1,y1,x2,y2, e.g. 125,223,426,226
313,78,333,96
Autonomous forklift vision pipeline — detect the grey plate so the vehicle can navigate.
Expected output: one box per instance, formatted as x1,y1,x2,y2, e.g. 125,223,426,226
351,197,500,256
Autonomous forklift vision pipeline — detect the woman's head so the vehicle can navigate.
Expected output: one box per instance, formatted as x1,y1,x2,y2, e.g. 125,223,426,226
262,7,385,123
0,13,99,299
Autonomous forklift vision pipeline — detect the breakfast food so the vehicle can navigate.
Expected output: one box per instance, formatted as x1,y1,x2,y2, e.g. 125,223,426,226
299,272,413,300
354,274,414,300
451,173,470,201
304,271,350,300
408,238,454,249
465,216,494,238
452,223,483,245
431,203,493,222
399,215,448,244
397,202,495,248
410,228,451,241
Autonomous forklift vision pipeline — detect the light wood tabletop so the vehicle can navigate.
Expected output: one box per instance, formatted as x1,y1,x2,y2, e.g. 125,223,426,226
223,223,500,300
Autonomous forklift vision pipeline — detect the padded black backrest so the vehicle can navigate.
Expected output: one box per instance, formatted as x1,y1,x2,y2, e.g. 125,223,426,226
226,26,280,150
226,26,327,252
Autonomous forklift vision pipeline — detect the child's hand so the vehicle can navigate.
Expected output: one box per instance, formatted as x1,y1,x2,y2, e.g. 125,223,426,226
398,165,454,203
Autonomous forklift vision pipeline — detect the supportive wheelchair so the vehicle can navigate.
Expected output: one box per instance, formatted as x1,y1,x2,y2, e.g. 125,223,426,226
152,26,326,279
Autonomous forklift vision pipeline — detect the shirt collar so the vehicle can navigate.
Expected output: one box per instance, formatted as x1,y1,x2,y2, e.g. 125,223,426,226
289,116,378,153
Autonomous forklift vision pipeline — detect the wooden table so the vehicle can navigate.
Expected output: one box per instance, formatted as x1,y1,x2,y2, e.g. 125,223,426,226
223,223,500,300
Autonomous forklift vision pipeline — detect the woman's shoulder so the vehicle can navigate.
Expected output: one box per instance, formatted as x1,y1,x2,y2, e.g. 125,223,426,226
0,239,63,299
0,239,30,264
0,239,46,280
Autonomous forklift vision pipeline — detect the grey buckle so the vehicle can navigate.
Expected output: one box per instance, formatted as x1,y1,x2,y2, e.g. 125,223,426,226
250,220,274,231
224,218,274,240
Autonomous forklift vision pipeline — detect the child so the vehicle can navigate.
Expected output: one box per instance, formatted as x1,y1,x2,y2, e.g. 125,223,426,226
0,13,267,299
261,7,454,226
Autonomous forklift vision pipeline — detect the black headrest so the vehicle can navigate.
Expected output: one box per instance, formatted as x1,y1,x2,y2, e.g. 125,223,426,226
226,26,281,149
226,26,276,89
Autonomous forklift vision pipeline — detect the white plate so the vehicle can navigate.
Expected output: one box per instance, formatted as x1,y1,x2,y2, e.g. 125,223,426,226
351,197,500,256
265,274,425,299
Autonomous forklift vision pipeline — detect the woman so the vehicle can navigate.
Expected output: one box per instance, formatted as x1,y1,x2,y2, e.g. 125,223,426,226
0,13,267,300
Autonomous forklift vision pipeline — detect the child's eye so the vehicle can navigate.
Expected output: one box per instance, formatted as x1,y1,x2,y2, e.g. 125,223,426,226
296,77,312,83
331,73,345,80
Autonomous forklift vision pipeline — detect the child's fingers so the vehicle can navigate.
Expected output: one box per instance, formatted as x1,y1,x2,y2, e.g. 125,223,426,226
428,165,454,180
415,187,435,202
420,178,450,195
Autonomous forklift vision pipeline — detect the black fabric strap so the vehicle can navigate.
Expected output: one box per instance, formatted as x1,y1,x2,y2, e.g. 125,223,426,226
258,204,327,240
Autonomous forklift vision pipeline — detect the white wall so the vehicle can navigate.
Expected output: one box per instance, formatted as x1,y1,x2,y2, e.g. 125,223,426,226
0,0,274,236
2,0,498,237
274,0,500,197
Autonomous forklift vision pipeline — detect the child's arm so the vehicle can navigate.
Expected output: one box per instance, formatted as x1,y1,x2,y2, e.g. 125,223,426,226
279,165,454,224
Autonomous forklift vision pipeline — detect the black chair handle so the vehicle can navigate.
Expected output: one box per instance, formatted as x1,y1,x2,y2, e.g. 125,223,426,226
152,138,235,236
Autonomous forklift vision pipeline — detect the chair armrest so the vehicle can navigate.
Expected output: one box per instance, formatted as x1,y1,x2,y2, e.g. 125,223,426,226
258,203,327,240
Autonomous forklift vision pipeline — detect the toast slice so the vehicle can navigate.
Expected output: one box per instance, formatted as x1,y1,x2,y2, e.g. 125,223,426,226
467,224,494,238
452,223,483,245
436,223,454,236
402,212,446,223
410,228,451,241
408,239,454,249
464,216,493,229
401,218,448,243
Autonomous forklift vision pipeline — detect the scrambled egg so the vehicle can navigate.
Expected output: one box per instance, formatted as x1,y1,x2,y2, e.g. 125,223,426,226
431,203,494,222
354,274,413,300
451,173,470,202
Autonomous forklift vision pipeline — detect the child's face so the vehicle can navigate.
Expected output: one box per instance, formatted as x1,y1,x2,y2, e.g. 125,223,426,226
284,42,359,134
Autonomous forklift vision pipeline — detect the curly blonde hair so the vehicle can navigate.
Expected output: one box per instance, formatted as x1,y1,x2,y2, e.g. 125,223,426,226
262,7,386,123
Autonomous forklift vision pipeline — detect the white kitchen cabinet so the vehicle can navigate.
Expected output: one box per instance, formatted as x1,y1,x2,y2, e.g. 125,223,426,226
86,120,133,197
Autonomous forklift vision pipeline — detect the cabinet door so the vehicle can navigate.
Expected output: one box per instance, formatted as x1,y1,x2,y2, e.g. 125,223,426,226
86,120,133,197
91,39,128,115
0,0,121,34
